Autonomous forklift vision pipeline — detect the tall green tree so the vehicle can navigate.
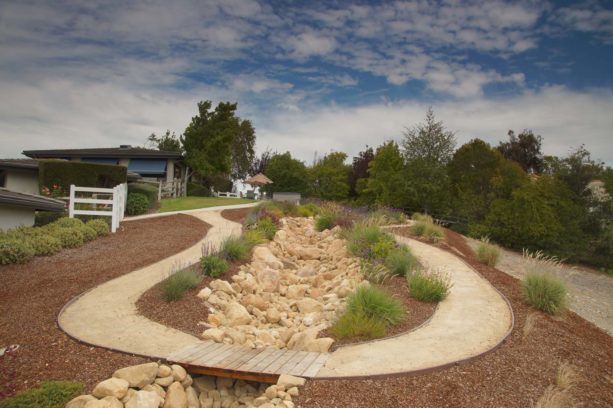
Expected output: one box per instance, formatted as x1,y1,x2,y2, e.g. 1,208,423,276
497,130,544,174
147,130,182,153
231,120,256,180
349,146,374,198
309,152,351,201
262,152,309,195
362,141,407,208
402,108,456,214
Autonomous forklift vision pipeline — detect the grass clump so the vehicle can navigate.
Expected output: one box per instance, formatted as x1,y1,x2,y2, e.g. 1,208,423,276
407,270,451,302
243,229,267,246
86,219,110,236
411,212,433,223
523,272,567,315
330,311,387,339
0,381,83,408
346,286,405,325
162,269,202,302
297,203,320,217
315,211,336,232
220,236,251,261
410,213,445,243
385,246,418,276
255,217,277,240
477,237,501,267
360,261,392,284
200,255,228,278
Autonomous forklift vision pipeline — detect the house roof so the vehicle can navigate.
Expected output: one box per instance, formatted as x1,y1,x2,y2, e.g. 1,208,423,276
0,158,39,171
0,188,65,212
23,146,181,160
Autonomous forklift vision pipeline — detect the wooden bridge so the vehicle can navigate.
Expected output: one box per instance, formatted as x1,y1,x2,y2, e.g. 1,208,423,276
167,341,330,383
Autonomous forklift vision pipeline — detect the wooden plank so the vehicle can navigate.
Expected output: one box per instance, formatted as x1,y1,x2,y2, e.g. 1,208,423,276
186,365,279,384
301,353,330,378
277,351,310,375
262,350,296,374
224,347,266,370
74,186,114,193
182,342,226,364
73,210,112,216
251,349,286,372
211,345,256,369
167,342,211,361
198,344,237,366
74,198,114,204
236,347,278,372
288,352,319,376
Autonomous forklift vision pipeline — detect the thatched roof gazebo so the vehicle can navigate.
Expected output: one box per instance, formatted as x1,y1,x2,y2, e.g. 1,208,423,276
244,173,272,199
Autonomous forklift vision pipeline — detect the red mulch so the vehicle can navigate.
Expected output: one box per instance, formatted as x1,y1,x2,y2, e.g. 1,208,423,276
221,207,252,224
294,227,613,408
321,276,437,350
0,214,209,398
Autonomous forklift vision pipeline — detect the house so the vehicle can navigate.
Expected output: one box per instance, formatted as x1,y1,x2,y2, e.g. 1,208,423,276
23,145,182,183
0,188,64,229
0,159,40,195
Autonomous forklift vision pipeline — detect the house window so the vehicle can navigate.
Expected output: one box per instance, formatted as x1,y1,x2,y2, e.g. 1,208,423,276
0,170,5,188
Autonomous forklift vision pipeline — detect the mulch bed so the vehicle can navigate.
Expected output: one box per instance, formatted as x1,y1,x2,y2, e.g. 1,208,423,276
320,276,437,351
294,227,613,408
221,207,252,224
0,214,210,398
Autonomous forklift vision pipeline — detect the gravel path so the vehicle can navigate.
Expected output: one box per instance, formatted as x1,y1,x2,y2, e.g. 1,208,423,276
317,234,513,377
466,238,613,336
58,210,243,358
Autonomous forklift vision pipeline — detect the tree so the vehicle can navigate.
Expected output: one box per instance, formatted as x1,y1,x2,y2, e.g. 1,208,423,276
147,130,182,153
309,152,350,201
349,146,374,197
401,108,456,214
181,100,256,184
362,141,407,208
231,119,256,180
262,152,309,195
497,130,544,174
249,148,273,177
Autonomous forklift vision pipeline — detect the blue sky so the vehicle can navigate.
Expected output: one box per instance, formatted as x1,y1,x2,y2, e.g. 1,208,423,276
1,0,612,165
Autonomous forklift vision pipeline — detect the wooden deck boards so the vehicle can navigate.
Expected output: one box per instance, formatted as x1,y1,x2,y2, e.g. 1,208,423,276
166,342,329,383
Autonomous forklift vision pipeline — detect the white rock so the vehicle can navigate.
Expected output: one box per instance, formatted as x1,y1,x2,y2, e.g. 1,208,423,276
125,390,162,408
66,395,97,408
197,287,212,300
158,364,172,378
113,362,159,388
224,301,252,326
163,382,187,408
92,378,130,399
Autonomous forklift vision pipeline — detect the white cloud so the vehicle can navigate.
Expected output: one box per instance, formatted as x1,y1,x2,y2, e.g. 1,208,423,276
283,32,338,60
553,3,613,43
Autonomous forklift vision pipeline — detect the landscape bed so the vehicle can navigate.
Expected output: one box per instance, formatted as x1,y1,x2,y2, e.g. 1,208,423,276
292,227,613,408
0,214,210,396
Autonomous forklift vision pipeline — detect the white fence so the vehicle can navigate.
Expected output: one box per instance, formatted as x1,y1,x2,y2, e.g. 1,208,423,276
68,183,127,233
216,191,240,198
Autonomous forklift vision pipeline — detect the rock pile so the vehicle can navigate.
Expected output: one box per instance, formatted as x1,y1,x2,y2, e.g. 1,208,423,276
65,362,307,408
199,217,365,352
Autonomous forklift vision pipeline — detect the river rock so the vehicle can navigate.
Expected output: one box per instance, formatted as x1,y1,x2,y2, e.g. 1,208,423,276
113,362,159,388
252,246,284,269
125,390,161,408
277,374,306,388
92,378,130,399
186,386,200,408
242,294,268,311
163,382,187,408
209,280,235,294
66,395,97,408
84,400,113,408
202,328,225,342
255,266,280,292
296,298,323,314
224,301,252,326
171,364,187,382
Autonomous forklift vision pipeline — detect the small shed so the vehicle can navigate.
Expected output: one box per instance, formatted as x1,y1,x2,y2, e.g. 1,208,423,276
272,192,301,205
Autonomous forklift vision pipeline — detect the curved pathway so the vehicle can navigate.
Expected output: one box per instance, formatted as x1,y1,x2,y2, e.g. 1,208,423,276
316,235,513,378
58,208,244,359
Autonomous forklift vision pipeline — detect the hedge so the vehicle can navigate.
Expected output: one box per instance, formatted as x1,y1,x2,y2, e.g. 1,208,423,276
187,182,212,197
38,160,127,194
128,182,159,207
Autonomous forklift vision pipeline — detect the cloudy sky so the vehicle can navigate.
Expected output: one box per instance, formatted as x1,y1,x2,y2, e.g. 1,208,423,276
1,0,612,165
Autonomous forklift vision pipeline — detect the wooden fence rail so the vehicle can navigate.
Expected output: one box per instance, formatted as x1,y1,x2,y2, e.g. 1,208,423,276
68,183,127,232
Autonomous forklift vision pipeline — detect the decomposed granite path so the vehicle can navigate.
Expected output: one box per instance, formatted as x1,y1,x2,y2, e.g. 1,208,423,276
58,208,244,359
316,235,513,378
59,215,513,379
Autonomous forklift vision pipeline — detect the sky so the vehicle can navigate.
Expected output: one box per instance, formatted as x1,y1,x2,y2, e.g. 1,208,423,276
0,0,612,165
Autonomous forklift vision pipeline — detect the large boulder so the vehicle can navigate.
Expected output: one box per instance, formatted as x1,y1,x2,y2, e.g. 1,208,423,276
252,246,284,270
84,400,113,408
224,301,252,326
125,390,161,408
286,328,319,351
277,374,306,388
113,362,159,388
202,328,225,342
209,280,235,294
254,266,280,292
92,378,130,399
186,386,200,408
66,395,97,408
101,396,123,408
163,382,187,408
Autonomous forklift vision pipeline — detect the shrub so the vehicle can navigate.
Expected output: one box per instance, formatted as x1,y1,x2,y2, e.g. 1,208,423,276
126,193,149,215
220,236,251,261
522,272,567,315
477,237,501,267
0,239,35,265
52,217,84,228
186,182,212,197
346,286,404,325
385,247,418,276
162,269,202,302
78,225,98,242
315,212,335,232
50,227,84,248
347,223,396,260
128,182,159,207
407,270,451,302
330,310,387,339
86,219,110,236
201,255,228,278
27,234,62,256
255,217,277,240
0,381,83,408
297,203,320,217
243,230,266,247
411,212,433,223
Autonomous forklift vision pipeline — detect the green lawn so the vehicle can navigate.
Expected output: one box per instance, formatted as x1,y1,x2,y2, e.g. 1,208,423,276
158,196,254,213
